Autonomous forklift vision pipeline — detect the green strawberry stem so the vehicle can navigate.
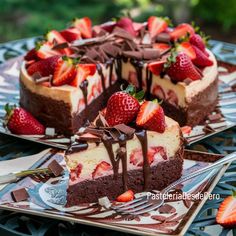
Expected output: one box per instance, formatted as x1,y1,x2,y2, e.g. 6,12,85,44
232,189,236,198
122,84,144,102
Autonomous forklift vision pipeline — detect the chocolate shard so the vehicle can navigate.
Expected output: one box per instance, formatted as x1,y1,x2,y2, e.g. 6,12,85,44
48,160,64,177
114,123,135,136
142,33,152,45
82,127,104,137
113,27,134,41
52,42,69,50
78,133,101,142
35,75,52,84
100,42,121,57
123,51,143,59
95,112,109,127
155,33,171,43
105,128,120,141
183,78,193,85
11,188,29,202
32,72,42,81
208,113,222,122
142,49,160,60
67,142,88,154
159,204,176,214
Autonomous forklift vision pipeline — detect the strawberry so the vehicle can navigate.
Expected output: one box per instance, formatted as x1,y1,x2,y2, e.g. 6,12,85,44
92,161,112,179
60,27,81,42
105,88,141,126
116,17,136,36
52,57,77,86
132,22,144,33
4,104,45,135
100,21,116,33
136,100,165,133
27,55,60,77
46,30,67,44
189,34,206,52
73,17,92,38
116,190,134,202
170,23,195,41
147,16,168,38
148,60,165,76
216,191,236,228
166,52,202,82
176,42,196,60
152,85,166,99
36,42,62,59
70,163,83,181
192,45,213,67
24,48,39,61
153,43,171,54
181,126,192,135
70,64,96,87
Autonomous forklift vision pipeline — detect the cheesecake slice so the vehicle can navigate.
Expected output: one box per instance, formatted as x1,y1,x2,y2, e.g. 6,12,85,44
65,116,183,205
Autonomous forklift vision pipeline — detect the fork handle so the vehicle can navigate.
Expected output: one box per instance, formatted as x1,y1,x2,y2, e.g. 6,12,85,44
162,151,236,194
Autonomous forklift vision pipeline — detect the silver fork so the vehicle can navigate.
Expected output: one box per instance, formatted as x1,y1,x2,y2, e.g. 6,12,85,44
111,151,236,215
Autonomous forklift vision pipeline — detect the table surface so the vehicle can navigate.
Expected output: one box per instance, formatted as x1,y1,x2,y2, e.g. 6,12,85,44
0,38,235,236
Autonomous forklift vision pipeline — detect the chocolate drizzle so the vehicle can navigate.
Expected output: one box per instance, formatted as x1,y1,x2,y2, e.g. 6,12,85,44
146,66,153,99
130,59,144,90
79,79,88,107
96,64,106,92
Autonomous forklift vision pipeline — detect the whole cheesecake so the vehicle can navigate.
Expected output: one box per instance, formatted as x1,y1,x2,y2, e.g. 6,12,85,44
19,16,218,135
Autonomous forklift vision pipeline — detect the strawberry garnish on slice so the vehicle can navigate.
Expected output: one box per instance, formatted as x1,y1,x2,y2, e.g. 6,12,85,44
116,17,136,36
189,33,207,53
52,57,77,86
216,190,236,228
70,64,96,87
70,163,83,181
147,16,168,38
166,52,202,82
24,48,39,61
105,85,143,126
136,100,166,133
192,45,213,67
116,190,134,202
73,17,92,38
60,27,81,42
170,23,195,41
36,42,62,59
148,60,165,76
153,43,171,54
176,42,196,60
4,104,45,135
92,161,112,179
27,55,60,77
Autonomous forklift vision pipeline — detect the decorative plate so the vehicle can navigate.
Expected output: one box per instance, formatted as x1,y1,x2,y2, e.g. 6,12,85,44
0,149,229,236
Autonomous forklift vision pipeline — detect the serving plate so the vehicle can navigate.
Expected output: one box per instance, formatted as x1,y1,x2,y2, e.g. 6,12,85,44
0,56,235,149
0,149,229,236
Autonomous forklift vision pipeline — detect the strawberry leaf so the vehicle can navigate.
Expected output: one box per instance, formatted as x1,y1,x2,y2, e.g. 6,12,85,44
134,90,145,102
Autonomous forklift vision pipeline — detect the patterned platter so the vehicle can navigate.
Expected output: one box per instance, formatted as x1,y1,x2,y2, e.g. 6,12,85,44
0,149,229,236
0,39,235,149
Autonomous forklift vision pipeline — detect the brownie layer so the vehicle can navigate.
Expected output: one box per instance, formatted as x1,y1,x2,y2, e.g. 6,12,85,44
152,77,218,127
66,147,183,206
20,80,122,135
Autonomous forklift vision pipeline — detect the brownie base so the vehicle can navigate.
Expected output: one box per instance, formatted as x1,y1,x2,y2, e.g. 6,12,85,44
66,148,183,206
20,80,122,135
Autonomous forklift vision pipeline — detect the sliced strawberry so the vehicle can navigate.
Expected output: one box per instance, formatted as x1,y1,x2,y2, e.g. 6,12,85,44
148,60,165,76
181,126,192,135
166,52,202,82
147,16,168,38
60,27,81,42
176,42,196,60
100,21,116,33
116,17,136,36
149,146,167,160
36,42,62,59
166,90,178,106
116,190,134,202
170,23,195,41
130,148,154,167
52,58,77,86
24,48,39,61
192,45,213,67
216,191,236,228
153,43,171,54
92,161,112,179
46,30,67,44
136,100,165,133
70,163,83,182
70,64,96,87
152,85,166,99
27,55,60,77
73,17,92,38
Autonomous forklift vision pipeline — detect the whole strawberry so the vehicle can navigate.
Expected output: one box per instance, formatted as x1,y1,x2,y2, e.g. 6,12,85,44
105,86,142,126
4,104,45,135
189,34,206,52
192,45,213,67
166,52,202,82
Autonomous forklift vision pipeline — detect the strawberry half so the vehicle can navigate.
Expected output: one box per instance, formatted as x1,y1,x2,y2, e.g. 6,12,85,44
192,45,213,67
36,42,62,59
116,190,134,202
116,17,136,36
176,42,196,60
4,104,45,135
52,57,77,86
148,60,165,76
92,161,112,179
189,33,206,52
153,43,171,54
216,191,236,228
105,88,141,126
60,27,81,42
24,48,39,61
73,17,92,38
170,23,195,41
148,16,168,39
27,55,60,77
136,100,165,133
46,30,67,44
166,52,202,82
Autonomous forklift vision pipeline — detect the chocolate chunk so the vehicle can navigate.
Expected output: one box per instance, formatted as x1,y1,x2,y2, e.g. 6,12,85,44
32,72,42,81
114,124,135,136
35,75,52,84
78,133,101,142
11,188,29,202
100,42,121,57
48,160,64,177
105,128,120,141
142,49,160,60
95,112,109,127
113,27,134,41
159,204,176,214
52,42,69,50
156,33,171,43
83,127,104,137
208,113,222,122
123,51,143,59
183,78,193,85
142,33,152,45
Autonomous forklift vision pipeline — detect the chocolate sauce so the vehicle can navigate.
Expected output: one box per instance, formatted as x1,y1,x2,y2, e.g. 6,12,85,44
130,59,144,90
96,64,106,92
79,79,88,107
109,61,114,86
146,66,153,99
